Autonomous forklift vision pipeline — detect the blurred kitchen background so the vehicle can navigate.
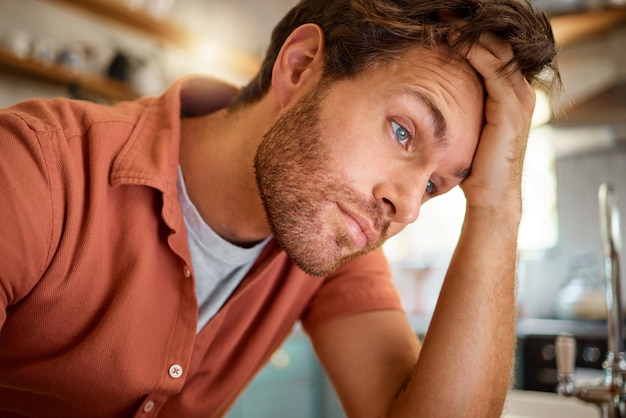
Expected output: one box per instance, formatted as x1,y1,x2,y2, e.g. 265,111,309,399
1,0,626,416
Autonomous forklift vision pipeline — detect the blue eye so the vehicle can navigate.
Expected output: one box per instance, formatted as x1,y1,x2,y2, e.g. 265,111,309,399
426,180,435,195
391,121,410,146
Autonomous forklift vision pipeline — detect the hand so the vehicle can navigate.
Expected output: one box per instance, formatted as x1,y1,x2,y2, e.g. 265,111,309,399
459,33,537,214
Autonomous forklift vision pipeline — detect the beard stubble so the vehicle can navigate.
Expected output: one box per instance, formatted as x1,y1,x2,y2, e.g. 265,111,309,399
254,82,389,276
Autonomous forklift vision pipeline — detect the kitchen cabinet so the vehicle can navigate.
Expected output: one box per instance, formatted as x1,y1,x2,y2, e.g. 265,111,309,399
227,331,345,418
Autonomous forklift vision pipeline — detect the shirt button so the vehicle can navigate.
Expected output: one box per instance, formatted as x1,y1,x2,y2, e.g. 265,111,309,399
183,265,191,278
143,400,155,413
169,364,183,379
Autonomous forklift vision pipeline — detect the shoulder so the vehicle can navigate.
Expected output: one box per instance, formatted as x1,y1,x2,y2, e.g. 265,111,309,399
2,97,150,139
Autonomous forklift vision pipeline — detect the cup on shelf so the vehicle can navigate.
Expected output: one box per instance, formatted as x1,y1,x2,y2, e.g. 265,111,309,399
129,57,165,95
30,36,56,64
56,42,87,72
1,30,31,58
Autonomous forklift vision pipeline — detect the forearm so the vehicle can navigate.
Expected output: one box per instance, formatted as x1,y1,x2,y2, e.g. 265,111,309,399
389,204,520,417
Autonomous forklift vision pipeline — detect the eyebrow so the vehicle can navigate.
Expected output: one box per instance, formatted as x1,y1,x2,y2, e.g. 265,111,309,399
397,87,448,148
397,87,472,181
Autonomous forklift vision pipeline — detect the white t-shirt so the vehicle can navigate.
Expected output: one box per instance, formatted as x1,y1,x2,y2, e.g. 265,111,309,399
177,167,270,333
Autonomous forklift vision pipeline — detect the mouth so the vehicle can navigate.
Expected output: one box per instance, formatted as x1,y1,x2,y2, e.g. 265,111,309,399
337,204,379,249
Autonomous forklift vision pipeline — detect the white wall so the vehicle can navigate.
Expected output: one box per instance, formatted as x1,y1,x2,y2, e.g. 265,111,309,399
519,148,626,318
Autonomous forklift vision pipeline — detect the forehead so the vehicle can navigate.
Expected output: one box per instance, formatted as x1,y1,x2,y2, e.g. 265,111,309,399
353,45,485,136
363,44,483,97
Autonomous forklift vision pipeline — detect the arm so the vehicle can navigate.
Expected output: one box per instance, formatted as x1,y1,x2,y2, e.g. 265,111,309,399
386,33,535,416
311,34,535,417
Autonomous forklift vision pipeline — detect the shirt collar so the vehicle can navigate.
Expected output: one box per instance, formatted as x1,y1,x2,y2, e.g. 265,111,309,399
109,75,239,230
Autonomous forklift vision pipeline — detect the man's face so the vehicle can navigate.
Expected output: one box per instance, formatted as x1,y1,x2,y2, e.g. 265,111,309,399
255,46,485,276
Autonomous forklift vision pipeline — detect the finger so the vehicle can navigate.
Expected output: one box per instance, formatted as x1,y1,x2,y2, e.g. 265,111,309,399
475,32,513,62
465,35,535,109
465,35,514,85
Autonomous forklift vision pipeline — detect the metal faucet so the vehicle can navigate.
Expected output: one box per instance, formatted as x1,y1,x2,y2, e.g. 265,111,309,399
556,183,625,418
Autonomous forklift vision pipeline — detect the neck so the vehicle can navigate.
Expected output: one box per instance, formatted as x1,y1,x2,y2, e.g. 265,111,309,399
178,101,276,246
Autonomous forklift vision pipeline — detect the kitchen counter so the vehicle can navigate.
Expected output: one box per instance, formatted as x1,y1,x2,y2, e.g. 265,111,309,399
409,315,610,339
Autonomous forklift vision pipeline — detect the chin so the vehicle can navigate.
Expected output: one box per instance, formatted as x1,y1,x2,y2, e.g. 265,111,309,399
281,238,375,277
281,243,344,277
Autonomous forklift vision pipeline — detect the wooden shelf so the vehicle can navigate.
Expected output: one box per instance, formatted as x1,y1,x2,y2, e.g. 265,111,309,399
45,0,261,77
49,0,626,51
7,2,622,102
551,6,626,47
0,49,139,101
48,0,191,46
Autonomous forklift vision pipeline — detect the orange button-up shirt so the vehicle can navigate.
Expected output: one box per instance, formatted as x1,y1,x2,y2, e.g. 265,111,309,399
0,76,403,417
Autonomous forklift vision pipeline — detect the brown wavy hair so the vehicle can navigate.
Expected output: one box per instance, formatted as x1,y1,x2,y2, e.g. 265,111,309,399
229,0,560,107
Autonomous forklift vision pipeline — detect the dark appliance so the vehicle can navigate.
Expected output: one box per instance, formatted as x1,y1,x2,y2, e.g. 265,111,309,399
515,318,613,392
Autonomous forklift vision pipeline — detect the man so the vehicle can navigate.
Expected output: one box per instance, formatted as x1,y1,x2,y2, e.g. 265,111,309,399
0,0,559,416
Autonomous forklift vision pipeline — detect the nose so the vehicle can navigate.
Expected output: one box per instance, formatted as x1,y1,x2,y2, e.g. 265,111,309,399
374,178,425,225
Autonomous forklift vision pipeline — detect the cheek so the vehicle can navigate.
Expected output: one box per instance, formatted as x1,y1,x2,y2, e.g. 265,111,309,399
320,121,395,180
319,130,385,186
334,154,394,204
318,99,387,168
317,105,398,197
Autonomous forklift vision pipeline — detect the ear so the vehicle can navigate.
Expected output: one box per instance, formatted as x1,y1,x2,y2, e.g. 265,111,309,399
271,23,326,108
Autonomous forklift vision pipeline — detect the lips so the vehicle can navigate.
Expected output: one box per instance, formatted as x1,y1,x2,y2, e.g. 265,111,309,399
338,205,379,249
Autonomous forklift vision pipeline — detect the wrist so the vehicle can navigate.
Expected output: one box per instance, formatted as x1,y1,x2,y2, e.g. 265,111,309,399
461,182,523,221
464,201,522,231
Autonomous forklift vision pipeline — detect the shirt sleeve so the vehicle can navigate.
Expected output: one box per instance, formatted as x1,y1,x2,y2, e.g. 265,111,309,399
300,247,404,335
0,104,55,329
